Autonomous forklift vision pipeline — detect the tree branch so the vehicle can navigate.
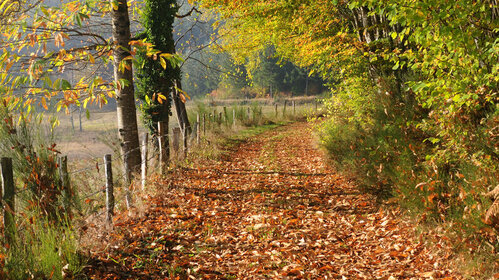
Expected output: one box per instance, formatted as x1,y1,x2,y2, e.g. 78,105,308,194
175,6,201,18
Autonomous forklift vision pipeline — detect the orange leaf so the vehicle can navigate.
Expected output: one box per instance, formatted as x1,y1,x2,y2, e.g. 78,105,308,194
179,93,186,103
427,193,438,203
41,97,48,110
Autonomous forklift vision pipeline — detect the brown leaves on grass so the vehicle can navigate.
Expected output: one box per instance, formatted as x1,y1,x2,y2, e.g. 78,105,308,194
84,122,461,279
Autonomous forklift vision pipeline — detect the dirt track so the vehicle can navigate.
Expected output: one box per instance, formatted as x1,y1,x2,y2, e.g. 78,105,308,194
85,122,459,279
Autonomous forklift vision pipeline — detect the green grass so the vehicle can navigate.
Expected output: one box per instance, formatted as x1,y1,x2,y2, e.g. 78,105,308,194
231,122,283,140
184,122,286,166
183,99,310,165
2,216,85,280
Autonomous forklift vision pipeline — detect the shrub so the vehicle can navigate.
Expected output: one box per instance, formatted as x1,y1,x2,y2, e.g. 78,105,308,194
319,63,498,248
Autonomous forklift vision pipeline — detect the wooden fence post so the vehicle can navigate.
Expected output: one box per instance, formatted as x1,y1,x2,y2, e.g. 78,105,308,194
233,109,236,128
1,157,15,245
182,126,188,159
203,113,206,135
283,100,287,116
218,112,222,125
104,154,114,224
58,155,71,215
247,107,251,120
293,100,296,115
223,107,227,125
315,100,318,111
196,113,200,145
275,103,278,117
172,127,181,159
141,133,148,190
158,121,169,174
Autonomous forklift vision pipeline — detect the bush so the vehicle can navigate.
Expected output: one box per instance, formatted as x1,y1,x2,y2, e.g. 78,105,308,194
319,70,498,239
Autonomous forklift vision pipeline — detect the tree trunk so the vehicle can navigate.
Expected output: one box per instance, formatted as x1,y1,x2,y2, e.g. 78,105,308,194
172,79,191,135
110,0,141,181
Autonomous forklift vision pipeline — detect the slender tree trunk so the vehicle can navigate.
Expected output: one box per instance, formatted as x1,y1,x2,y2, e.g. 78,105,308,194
110,0,141,181
177,80,191,134
172,79,191,135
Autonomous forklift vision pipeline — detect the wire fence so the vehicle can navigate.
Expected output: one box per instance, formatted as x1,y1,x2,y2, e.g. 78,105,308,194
0,100,323,239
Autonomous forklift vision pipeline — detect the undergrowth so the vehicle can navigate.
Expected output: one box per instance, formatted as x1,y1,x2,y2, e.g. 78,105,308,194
1,215,84,280
318,72,498,277
0,106,85,279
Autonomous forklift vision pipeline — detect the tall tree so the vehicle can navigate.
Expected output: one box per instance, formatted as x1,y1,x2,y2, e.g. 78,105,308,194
136,0,193,140
110,0,141,179
136,0,179,135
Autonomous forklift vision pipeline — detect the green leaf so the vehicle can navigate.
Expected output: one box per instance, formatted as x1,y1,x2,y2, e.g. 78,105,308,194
61,79,71,90
118,78,130,88
53,79,61,89
348,1,359,10
74,13,82,27
40,6,49,16
425,137,440,144
392,61,399,70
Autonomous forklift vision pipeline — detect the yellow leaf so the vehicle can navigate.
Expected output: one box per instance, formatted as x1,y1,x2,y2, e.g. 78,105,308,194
160,57,167,69
157,93,167,103
111,0,119,10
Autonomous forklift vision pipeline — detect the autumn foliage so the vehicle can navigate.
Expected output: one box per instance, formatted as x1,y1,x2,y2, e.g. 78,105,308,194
199,0,498,273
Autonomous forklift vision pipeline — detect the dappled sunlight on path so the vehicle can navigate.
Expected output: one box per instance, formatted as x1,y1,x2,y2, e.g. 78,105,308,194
85,122,460,279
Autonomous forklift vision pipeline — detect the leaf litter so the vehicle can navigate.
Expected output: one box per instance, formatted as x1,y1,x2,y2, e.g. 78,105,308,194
83,122,461,279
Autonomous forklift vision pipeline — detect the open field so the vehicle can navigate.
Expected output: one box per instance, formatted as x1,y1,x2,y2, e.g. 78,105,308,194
52,97,322,161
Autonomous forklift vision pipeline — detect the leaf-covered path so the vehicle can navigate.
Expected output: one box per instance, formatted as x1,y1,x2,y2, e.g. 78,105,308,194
85,122,460,279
